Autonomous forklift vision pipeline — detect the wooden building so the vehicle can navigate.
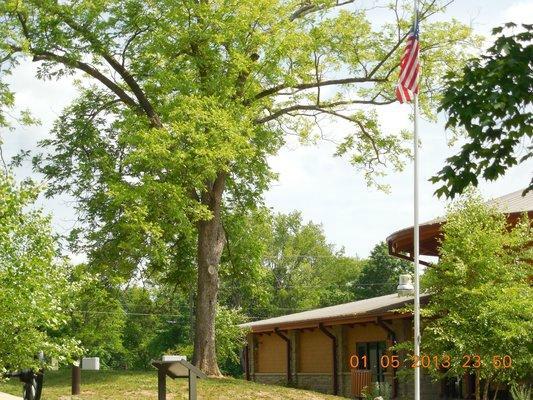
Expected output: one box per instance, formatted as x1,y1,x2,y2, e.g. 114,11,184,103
241,189,532,398
240,290,443,398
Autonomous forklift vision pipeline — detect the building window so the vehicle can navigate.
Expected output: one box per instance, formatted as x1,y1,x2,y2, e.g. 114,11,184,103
356,341,387,382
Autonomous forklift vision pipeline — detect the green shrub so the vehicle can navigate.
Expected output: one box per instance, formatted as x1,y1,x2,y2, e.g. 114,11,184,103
361,382,392,400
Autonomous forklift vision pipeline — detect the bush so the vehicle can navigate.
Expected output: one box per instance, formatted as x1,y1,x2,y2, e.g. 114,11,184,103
0,174,79,372
361,382,392,400
215,306,247,376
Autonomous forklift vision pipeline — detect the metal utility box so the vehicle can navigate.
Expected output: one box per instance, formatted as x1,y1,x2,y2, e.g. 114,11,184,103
151,359,207,400
81,357,100,371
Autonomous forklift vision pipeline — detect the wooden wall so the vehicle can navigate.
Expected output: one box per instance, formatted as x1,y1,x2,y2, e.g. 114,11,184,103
344,323,390,371
256,333,287,373
297,329,333,373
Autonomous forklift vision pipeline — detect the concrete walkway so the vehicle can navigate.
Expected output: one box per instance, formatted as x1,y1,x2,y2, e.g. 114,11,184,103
0,392,22,400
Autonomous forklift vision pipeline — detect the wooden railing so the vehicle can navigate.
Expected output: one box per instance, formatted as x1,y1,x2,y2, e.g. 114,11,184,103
351,369,373,397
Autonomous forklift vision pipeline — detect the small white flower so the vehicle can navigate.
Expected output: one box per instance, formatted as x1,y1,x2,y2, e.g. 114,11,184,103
374,397,384,400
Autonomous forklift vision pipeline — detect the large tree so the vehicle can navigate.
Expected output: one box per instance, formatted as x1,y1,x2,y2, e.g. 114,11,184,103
0,0,474,374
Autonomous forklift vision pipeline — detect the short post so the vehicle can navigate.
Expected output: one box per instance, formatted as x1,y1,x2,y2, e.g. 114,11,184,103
157,366,167,400
188,371,197,400
71,362,81,395
152,358,206,400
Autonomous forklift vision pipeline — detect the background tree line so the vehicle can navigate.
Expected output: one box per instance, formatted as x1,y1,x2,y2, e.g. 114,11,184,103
64,207,410,375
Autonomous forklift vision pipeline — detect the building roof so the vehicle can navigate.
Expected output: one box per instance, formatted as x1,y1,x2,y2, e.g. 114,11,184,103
241,292,430,332
387,189,532,259
485,188,533,214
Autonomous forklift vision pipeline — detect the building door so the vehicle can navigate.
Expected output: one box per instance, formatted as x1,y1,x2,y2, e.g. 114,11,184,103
356,341,387,383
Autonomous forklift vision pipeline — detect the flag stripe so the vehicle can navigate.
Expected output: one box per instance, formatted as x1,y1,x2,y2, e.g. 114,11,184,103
396,22,420,104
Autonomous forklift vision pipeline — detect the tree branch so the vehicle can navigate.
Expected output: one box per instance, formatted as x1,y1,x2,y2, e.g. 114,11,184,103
254,76,387,101
12,11,144,117
290,0,356,21
11,45,141,113
255,103,386,165
261,0,453,104
59,16,162,127
255,98,394,124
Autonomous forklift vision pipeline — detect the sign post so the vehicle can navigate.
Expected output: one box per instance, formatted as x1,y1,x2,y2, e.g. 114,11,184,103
151,359,207,400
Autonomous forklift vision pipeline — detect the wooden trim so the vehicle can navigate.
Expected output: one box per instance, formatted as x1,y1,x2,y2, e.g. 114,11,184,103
387,210,532,257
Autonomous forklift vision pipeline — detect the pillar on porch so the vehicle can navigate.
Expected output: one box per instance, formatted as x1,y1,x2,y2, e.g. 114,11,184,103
290,330,298,385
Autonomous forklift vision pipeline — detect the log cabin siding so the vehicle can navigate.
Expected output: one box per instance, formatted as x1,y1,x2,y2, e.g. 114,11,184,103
297,329,333,373
345,324,388,370
256,333,287,373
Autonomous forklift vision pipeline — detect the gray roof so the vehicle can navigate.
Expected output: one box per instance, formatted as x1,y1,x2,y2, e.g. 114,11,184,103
485,188,532,214
422,188,532,226
241,292,430,331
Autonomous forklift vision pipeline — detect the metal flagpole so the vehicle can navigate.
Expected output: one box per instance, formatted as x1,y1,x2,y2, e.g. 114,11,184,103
412,0,421,399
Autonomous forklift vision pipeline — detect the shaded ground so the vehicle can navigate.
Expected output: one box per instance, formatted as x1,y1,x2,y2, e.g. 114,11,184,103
0,370,343,400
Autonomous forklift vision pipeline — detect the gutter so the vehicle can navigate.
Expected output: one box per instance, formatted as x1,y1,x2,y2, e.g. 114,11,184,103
318,324,338,396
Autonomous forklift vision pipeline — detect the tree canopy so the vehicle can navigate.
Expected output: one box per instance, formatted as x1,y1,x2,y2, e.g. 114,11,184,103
421,193,532,400
0,0,476,374
432,23,533,198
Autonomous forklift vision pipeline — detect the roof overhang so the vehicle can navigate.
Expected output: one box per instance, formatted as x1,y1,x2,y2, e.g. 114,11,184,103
242,294,431,333
244,311,411,333
386,210,532,260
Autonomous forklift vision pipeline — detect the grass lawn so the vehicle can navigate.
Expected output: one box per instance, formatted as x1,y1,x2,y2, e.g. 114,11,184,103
0,370,344,400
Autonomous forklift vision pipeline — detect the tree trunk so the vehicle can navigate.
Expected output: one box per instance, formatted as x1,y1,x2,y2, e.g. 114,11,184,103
492,382,500,400
193,173,226,376
482,378,490,400
475,371,480,400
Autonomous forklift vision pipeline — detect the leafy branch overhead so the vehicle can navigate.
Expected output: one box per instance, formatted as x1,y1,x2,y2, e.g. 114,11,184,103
432,23,533,198
1,1,475,189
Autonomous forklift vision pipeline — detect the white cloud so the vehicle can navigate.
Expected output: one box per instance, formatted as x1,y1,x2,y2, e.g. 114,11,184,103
502,1,533,24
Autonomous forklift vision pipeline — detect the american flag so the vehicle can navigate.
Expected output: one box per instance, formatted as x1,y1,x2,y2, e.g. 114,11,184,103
395,22,420,103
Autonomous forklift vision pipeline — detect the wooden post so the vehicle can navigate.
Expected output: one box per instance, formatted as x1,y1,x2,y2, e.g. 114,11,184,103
71,363,81,395
244,344,250,381
189,371,197,400
157,366,167,400
319,324,338,396
274,328,291,384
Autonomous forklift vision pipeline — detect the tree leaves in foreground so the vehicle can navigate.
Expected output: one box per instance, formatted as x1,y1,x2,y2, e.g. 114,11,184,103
0,174,79,372
432,23,533,199
421,193,532,400
0,0,475,374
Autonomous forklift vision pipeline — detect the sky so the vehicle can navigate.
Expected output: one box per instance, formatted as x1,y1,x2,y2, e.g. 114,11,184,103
2,0,532,262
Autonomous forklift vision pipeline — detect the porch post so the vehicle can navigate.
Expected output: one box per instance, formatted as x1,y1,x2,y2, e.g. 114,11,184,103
274,328,292,384
319,324,338,395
